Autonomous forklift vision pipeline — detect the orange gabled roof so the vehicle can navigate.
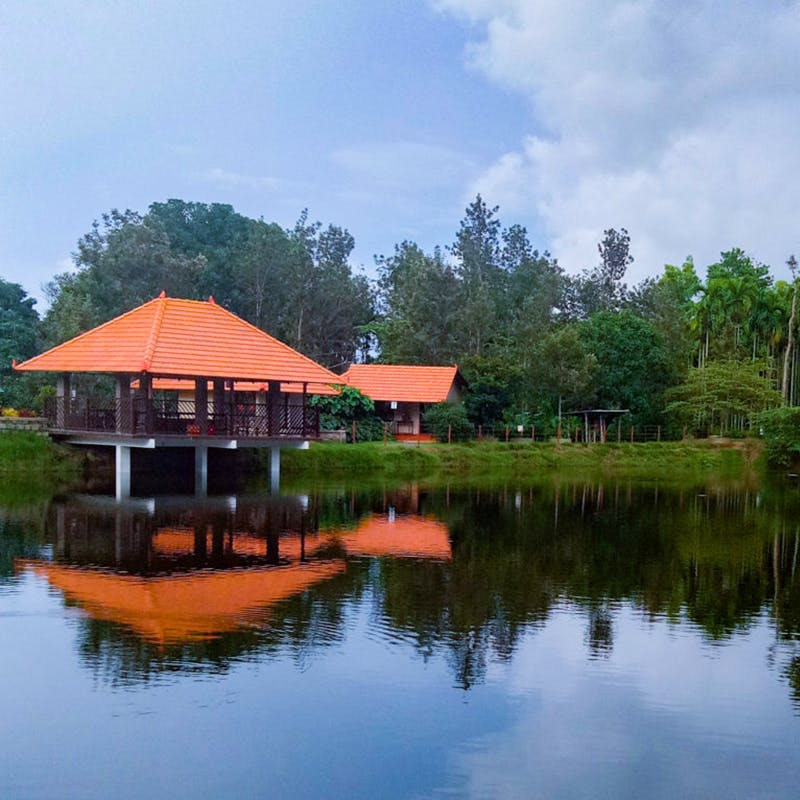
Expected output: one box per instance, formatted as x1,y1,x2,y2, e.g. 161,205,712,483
342,364,462,403
14,294,340,385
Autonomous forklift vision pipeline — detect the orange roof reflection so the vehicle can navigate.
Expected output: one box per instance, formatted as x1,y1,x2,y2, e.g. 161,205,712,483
22,560,345,645
336,514,451,560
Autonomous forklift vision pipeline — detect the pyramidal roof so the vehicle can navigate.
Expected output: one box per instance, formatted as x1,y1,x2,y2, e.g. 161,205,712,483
15,294,340,385
342,364,463,403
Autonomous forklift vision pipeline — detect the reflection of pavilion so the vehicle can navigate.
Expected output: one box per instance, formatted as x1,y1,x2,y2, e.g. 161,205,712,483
18,495,451,646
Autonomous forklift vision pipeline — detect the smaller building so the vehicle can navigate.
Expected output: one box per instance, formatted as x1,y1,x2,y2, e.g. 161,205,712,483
341,364,466,440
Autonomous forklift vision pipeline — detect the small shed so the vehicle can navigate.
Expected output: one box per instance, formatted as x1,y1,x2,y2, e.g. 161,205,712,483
341,364,466,440
565,409,630,442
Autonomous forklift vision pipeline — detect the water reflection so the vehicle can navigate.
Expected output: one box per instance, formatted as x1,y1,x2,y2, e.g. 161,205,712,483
3,480,800,704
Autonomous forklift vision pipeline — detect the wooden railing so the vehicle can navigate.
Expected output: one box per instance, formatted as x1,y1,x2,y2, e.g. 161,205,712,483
43,396,320,440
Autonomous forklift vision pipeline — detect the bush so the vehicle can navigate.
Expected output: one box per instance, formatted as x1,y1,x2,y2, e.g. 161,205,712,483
758,407,800,466
1,407,20,418
423,402,473,442
309,386,386,442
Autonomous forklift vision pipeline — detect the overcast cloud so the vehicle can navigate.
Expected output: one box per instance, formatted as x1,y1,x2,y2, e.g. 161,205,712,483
436,0,800,280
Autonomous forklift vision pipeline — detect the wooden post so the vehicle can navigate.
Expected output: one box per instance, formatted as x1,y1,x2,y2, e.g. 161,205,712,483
557,422,562,442
352,420,357,444
302,383,308,437
617,422,621,442
657,425,661,442
448,424,452,444
384,421,388,446
268,380,280,437
531,425,535,441
478,424,482,439
630,425,635,443
682,424,687,441
505,424,509,442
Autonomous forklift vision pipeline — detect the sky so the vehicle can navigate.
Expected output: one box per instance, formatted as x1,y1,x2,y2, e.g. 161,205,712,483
2,0,799,308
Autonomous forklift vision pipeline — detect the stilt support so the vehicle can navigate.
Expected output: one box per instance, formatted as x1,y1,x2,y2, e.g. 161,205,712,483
115,445,131,501
270,447,281,494
195,445,208,496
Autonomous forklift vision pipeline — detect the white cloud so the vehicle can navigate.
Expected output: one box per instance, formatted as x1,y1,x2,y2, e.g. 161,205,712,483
332,140,475,193
437,0,800,279
199,168,285,191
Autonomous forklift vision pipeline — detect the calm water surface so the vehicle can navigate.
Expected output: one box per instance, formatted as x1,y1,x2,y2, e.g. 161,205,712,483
2,477,800,799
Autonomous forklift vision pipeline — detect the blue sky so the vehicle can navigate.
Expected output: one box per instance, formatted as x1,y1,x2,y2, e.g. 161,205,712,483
2,1,799,307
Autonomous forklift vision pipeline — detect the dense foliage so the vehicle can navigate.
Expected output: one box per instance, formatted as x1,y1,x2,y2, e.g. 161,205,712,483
1,195,798,441
422,402,473,442
308,386,385,442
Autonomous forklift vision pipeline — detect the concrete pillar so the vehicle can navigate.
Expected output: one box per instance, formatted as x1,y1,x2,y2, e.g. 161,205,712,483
269,447,280,494
56,372,71,428
115,445,131,501
195,445,208,496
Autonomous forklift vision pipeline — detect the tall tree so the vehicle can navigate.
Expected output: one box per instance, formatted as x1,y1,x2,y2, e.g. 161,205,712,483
580,311,672,424
782,255,798,403
375,242,459,364
451,195,504,356
568,227,633,317
0,278,39,407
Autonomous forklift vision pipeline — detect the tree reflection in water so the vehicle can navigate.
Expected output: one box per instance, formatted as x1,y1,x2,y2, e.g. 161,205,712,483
4,479,800,704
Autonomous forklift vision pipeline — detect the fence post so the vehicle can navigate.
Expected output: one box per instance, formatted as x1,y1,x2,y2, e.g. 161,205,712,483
531,425,535,441
384,421,388,446
448,424,452,444
657,425,661,442
557,422,562,442
682,424,687,441
630,425,635,443
478,424,482,440
617,422,621,442
352,420,357,444
505,424,509,442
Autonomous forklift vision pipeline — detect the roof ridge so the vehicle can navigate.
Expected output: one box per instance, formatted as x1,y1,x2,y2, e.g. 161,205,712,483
141,293,168,372
14,296,163,372
209,302,341,383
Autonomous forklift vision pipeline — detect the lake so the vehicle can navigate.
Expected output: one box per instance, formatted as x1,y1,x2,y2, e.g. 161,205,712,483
1,476,799,799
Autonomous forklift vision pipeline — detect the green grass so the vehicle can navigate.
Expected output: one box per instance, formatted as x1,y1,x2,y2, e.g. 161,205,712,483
282,439,760,486
0,432,81,503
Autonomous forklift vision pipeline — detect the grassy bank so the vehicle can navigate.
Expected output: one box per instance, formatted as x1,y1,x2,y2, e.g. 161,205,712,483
0,432,81,505
282,439,761,485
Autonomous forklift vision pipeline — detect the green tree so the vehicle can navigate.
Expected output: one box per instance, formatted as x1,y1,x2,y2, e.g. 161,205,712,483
532,325,597,418
666,359,781,435
0,278,40,408
422,402,472,442
43,209,205,344
451,195,504,356
580,311,672,424
374,242,459,364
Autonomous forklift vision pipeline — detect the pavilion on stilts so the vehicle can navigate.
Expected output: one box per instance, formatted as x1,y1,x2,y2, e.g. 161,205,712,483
13,293,339,498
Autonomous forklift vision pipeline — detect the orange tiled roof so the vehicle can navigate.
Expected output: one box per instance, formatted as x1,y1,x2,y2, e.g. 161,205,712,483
341,364,462,403
14,294,340,385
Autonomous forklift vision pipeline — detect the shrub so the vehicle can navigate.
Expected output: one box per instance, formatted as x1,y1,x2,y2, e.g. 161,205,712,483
423,402,473,442
309,386,386,442
758,407,800,466
1,407,20,418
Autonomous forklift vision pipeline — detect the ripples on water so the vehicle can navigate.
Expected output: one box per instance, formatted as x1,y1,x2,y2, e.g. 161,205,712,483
1,479,800,798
